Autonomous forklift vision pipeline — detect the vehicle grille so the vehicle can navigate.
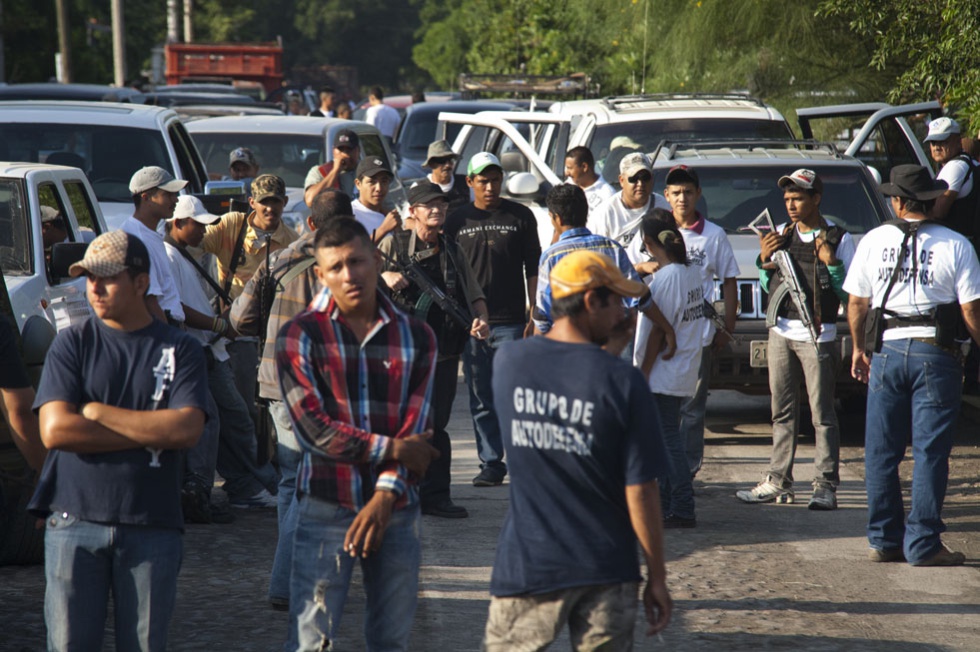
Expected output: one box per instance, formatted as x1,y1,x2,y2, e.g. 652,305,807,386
712,279,768,319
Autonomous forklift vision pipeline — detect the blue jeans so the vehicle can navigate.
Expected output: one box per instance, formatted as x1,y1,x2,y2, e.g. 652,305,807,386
44,514,182,652
653,393,695,520
680,345,713,477
462,323,524,471
865,339,961,563
209,358,278,499
184,388,220,493
269,399,302,603
286,496,422,651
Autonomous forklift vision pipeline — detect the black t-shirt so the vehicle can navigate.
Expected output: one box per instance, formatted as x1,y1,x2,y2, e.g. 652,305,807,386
0,317,30,389
445,199,541,325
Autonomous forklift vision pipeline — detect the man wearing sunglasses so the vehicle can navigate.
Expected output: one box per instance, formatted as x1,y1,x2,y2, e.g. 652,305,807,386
422,140,470,214
588,152,671,248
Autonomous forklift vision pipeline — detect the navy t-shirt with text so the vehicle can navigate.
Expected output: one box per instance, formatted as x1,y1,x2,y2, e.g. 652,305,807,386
29,318,209,531
490,336,668,596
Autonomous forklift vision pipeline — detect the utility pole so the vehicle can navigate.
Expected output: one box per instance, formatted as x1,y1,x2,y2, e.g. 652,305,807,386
0,1,5,83
55,0,72,82
111,0,125,86
167,0,179,43
183,0,193,43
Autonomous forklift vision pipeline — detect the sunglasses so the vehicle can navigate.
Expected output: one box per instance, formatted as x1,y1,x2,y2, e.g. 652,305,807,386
430,157,456,167
627,172,652,184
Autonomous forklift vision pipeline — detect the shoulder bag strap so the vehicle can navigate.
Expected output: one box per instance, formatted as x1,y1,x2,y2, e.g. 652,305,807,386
175,245,233,307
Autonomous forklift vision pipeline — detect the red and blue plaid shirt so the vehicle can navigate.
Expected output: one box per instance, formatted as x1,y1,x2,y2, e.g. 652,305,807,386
276,288,437,511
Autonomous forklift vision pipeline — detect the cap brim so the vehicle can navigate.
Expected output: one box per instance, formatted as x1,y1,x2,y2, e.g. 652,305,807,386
253,192,287,203
68,260,128,278
470,163,502,176
879,182,947,200
622,165,652,178
608,276,650,299
410,191,449,205
158,179,189,192
924,133,958,142
778,176,810,189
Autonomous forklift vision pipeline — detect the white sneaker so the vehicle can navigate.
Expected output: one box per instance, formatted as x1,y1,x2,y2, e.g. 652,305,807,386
230,488,277,509
736,476,794,504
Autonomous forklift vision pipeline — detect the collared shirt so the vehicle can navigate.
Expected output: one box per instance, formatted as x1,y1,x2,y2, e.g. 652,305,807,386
533,227,648,333
230,232,319,400
276,290,437,511
201,211,299,300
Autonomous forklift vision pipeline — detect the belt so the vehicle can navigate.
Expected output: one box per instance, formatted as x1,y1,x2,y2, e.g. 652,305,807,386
883,318,932,330
909,337,963,358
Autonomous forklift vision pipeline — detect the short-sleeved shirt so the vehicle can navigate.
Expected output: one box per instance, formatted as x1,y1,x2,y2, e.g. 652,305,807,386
937,157,975,197
566,176,616,218
489,336,668,596
634,263,705,397
164,241,229,362
366,103,401,139
444,199,541,325
120,218,185,321
587,193,671,247
843,220,980,340
304,162,357,199
352,199,386,235
29,318,209,530
0,317,30,389
201,211,299,301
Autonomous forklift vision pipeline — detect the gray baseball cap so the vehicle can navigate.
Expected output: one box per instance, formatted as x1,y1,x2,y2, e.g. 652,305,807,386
129,166,188,195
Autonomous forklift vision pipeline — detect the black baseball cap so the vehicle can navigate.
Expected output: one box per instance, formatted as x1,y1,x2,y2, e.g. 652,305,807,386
407,183,448,205
333,129,359,149
355,156,392,179
665,165,700,188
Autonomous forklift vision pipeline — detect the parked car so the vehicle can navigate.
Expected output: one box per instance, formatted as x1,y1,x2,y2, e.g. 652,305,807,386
0,101,210,228
186,115,407,230
0,82,145,103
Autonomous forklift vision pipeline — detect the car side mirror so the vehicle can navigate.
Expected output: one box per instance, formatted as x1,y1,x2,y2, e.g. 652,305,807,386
507,172,540,197
50,242,88,281
865,165,883,187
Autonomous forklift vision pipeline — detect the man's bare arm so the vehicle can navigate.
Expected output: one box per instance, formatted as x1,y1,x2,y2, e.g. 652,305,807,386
961,298,980,345
931,190,959,220
625,481,672,636
0,386,46,471
39,401,144,453
80,403,206,449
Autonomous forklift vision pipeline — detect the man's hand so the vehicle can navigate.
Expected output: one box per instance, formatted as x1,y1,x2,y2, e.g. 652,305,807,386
471,317,490,340
759,232,785,263
389,431,439,477
852,350,871,384
382,271,408,292
523,320,535,339
711,329,730,353
660,326,677,361
635,260,660,277
344,490,396,558
336,150,355,172
642,576,673,636
814,233,839,266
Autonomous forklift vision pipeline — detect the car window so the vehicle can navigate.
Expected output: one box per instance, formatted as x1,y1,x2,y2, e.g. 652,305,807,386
0,124,171,204
190,132,324,188
0,179,32,277
64,181,102,238
458,126,490,165
168,122,207,193
38,183,78,283
357,133,391,169
661,164,884,235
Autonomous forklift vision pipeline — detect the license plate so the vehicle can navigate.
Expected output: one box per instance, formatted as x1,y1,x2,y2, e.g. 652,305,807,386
750,340,768,368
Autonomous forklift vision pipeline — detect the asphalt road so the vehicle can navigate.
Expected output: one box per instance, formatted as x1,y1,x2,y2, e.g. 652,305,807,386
1,386,978,651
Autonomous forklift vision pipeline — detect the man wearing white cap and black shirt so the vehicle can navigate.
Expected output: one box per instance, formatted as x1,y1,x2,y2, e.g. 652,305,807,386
923,117,979,236
736,169,853,510
351,156,401,241
122,166,188,324
845,164,980,566
588,152,671,247
445,152,541,487
303,129,360,206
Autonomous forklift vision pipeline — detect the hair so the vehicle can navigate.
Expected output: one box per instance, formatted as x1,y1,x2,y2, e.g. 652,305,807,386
411,90,426,103
783,184,818,199
551,286,613,320
370,86,384,101
336,103,352,119
310,189,354,230
319,86,335,98
132,193,142,209
546,184,589,228
565,146,595,170
642,213,688,265
313,216,373,251
898,197,933,215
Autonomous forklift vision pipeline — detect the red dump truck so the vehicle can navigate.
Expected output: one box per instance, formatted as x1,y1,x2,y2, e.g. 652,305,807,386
164,42,283,95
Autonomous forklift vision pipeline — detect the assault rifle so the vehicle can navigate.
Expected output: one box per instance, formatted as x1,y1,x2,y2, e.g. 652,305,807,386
748,209,821,350
702,299,739,343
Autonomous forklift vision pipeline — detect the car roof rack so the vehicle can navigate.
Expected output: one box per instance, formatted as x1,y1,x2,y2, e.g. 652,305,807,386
459,73,591,99
650,138,842,162
600,93,767,111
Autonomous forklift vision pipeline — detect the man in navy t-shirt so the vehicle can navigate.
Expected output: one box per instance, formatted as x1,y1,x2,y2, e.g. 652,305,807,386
484,250,673,650
29,231,209,651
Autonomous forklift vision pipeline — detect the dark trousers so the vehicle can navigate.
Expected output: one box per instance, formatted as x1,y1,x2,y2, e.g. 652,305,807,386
421,356,460,506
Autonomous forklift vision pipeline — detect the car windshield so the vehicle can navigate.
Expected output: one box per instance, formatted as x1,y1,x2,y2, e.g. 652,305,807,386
190,132,324,188
0,179,32,277
0,124,171,203
658,163,884,235
399,112,464,159
593,119,793,179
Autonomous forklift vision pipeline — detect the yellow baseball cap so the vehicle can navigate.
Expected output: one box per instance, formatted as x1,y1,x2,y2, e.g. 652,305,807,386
550,250,648,300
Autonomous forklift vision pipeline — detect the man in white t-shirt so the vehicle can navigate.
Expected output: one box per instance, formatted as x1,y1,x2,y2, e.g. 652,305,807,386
351,157,401,242
121,166,187,324
845,164,980,567
365,86,400,140
736,169,854,511
924,117,978,236
565,146,615,218
587,152,670,247
628,165,740,477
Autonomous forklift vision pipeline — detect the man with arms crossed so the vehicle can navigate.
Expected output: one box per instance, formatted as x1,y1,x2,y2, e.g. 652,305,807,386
29,231,209,650
277,218,440,650
484,249,672,650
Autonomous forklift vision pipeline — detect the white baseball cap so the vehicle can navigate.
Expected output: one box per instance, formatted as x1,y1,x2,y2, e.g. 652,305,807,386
129,166,188,195
619,152,653,178
924,117,961,142
467,152,502,177
167,195,219,224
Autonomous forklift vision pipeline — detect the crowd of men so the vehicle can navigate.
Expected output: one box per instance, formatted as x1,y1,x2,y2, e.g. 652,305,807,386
1,113,977,651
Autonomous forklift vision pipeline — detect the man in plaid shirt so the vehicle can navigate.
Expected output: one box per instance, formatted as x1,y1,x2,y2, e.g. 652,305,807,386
276,217,440,652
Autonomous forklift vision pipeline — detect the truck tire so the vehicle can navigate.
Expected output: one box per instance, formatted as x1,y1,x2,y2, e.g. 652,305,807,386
0,444,44,566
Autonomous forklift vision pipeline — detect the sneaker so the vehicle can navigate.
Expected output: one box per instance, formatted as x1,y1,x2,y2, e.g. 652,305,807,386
911,543,966,567
230,488,278,509
210,501,236,524
181,483,212,524
807,485,838,511
735,476,794,504
868,547,905,563
663,514,697,529
268,596,289,612
421,499,469,519
472,467,505,487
